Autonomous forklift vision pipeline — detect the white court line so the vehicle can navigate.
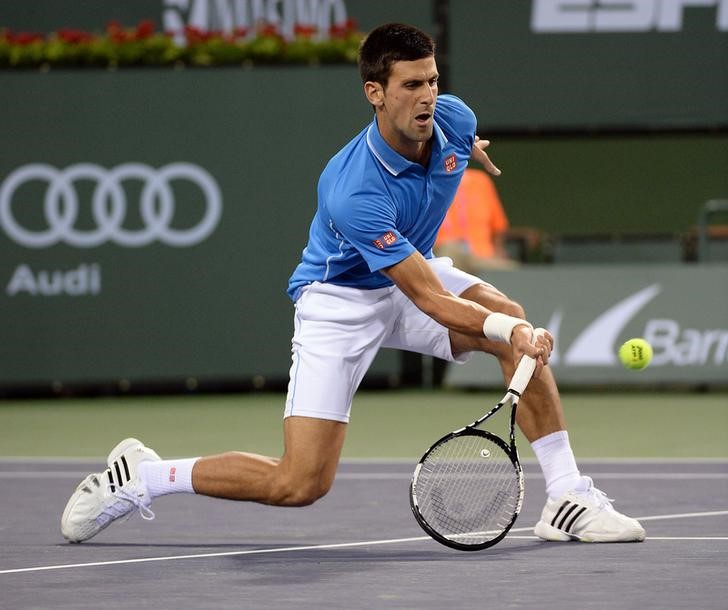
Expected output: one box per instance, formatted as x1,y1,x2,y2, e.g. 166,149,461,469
2,471,727,480
506,536,728,541
0,536,433,575
1,457,727,465
627,537,728,541
637,510,728,522
1,509,726,576
335,473,728,481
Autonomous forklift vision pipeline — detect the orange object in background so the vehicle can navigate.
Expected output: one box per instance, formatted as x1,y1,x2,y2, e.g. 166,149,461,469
436,168,516,270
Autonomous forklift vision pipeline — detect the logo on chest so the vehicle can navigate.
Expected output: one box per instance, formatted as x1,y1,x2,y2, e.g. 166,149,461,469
444,154,457,173
373,231,398,250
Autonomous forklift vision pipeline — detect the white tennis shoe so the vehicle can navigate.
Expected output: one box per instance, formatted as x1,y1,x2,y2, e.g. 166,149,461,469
534,477,646,543
61,438,160,543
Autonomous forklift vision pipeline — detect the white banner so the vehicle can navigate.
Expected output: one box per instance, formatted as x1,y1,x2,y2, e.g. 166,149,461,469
445,264,728,387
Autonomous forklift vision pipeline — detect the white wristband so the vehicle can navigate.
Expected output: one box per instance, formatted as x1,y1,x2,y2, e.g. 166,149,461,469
482,312,533,343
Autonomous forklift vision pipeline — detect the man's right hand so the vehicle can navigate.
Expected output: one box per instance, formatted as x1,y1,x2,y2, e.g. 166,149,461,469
510,325,553,378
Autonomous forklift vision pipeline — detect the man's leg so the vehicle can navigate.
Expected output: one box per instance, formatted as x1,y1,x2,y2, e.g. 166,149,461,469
451,283,567,444
449,284,581,501
61,281,390,543
191,416,347,506
450,282,645,542
61,416,347,542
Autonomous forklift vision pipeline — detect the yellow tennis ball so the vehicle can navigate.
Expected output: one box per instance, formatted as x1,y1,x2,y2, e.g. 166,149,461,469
618,338,653,370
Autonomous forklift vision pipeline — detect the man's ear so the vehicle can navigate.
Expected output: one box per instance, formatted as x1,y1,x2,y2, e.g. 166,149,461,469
364,81,384,108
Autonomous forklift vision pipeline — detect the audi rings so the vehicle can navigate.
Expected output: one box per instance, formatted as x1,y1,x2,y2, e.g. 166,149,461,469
0,163,223,248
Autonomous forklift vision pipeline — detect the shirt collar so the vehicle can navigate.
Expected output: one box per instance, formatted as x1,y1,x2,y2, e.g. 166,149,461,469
366,116,448,176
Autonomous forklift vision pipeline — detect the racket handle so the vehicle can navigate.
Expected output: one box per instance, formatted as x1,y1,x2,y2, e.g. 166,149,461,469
509,327,547,395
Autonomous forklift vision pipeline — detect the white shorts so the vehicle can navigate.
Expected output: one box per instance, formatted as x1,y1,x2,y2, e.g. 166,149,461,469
284,257,487,423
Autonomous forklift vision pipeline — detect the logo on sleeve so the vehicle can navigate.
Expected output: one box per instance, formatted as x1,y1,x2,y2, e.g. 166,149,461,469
373,231,398,250
444,154,457,173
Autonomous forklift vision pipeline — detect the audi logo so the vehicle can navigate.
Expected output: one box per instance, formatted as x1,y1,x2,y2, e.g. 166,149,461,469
0,163,223,248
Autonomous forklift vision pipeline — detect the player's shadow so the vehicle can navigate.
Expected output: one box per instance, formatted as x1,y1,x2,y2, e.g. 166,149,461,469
55,540,550,566
237,539,549,564
56,542,277,549
56,538,549,557
226,541,553,585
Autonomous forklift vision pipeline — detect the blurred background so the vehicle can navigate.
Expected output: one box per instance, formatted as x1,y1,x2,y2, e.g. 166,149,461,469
1,0,726,404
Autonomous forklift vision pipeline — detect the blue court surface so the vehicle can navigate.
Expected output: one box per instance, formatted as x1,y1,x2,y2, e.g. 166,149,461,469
1,458,726,609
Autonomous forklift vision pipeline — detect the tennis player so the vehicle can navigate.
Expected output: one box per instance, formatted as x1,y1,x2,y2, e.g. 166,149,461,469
61,23,644,545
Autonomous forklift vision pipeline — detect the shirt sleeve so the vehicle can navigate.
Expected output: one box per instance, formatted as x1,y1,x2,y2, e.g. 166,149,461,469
328,193,416,273
434,94,477,154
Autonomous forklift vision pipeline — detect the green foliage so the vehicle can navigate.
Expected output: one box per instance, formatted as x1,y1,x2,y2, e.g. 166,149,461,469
0,20,363,69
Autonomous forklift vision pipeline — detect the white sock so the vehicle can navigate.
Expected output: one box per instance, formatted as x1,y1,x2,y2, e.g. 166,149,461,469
531,431,582,501
138,458,198,499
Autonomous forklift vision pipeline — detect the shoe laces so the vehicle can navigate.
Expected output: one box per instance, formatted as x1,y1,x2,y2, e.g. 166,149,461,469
576,476,615,511
115,486,155,520
103,472,155,521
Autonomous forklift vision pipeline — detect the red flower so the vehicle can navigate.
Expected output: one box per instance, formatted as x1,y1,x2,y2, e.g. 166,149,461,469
106,20,128,43
135,20,156,40
257,22,280,37
184,25,207,44
294,23,317,38
106,20,122,34
7,30,44,45
57,28,92,44
330,17,358,38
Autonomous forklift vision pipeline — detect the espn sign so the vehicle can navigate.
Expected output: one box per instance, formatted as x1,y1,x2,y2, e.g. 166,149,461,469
532,0,728,32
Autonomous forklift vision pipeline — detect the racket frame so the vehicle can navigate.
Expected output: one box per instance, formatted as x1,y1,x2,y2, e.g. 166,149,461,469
409,327,546,551
409,389,524,551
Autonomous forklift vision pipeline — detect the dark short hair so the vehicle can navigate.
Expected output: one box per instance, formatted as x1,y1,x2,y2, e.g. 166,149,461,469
358,23,435,85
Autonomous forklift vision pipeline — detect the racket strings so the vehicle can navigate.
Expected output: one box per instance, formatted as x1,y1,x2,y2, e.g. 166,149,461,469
415,434,521,546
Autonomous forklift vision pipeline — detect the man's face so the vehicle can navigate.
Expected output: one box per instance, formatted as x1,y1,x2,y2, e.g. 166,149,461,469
371,56,439,160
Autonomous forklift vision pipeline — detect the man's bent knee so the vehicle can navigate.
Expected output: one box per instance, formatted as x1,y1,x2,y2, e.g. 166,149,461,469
276,416,345,506
269,474,332,507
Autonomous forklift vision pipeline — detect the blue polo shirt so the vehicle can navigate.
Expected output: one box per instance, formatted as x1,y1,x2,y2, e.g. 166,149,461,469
287,94,476,301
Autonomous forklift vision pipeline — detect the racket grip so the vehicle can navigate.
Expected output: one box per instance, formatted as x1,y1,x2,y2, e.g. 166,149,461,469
508,327,547,395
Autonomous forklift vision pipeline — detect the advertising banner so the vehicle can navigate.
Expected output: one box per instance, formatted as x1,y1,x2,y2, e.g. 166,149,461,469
1,0,725,393
445,264,728,388
450,0,728,130
0,68,403,391
1,0,725,130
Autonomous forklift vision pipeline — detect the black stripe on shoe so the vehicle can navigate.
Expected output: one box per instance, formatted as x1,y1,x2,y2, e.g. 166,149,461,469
558,504,579,530
564,507,588,533
550,501,571,527
120,455,131,482
106,469,115,493
114,461,124,487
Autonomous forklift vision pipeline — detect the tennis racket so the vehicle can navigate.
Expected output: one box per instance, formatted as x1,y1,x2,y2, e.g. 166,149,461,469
409,327,546,551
